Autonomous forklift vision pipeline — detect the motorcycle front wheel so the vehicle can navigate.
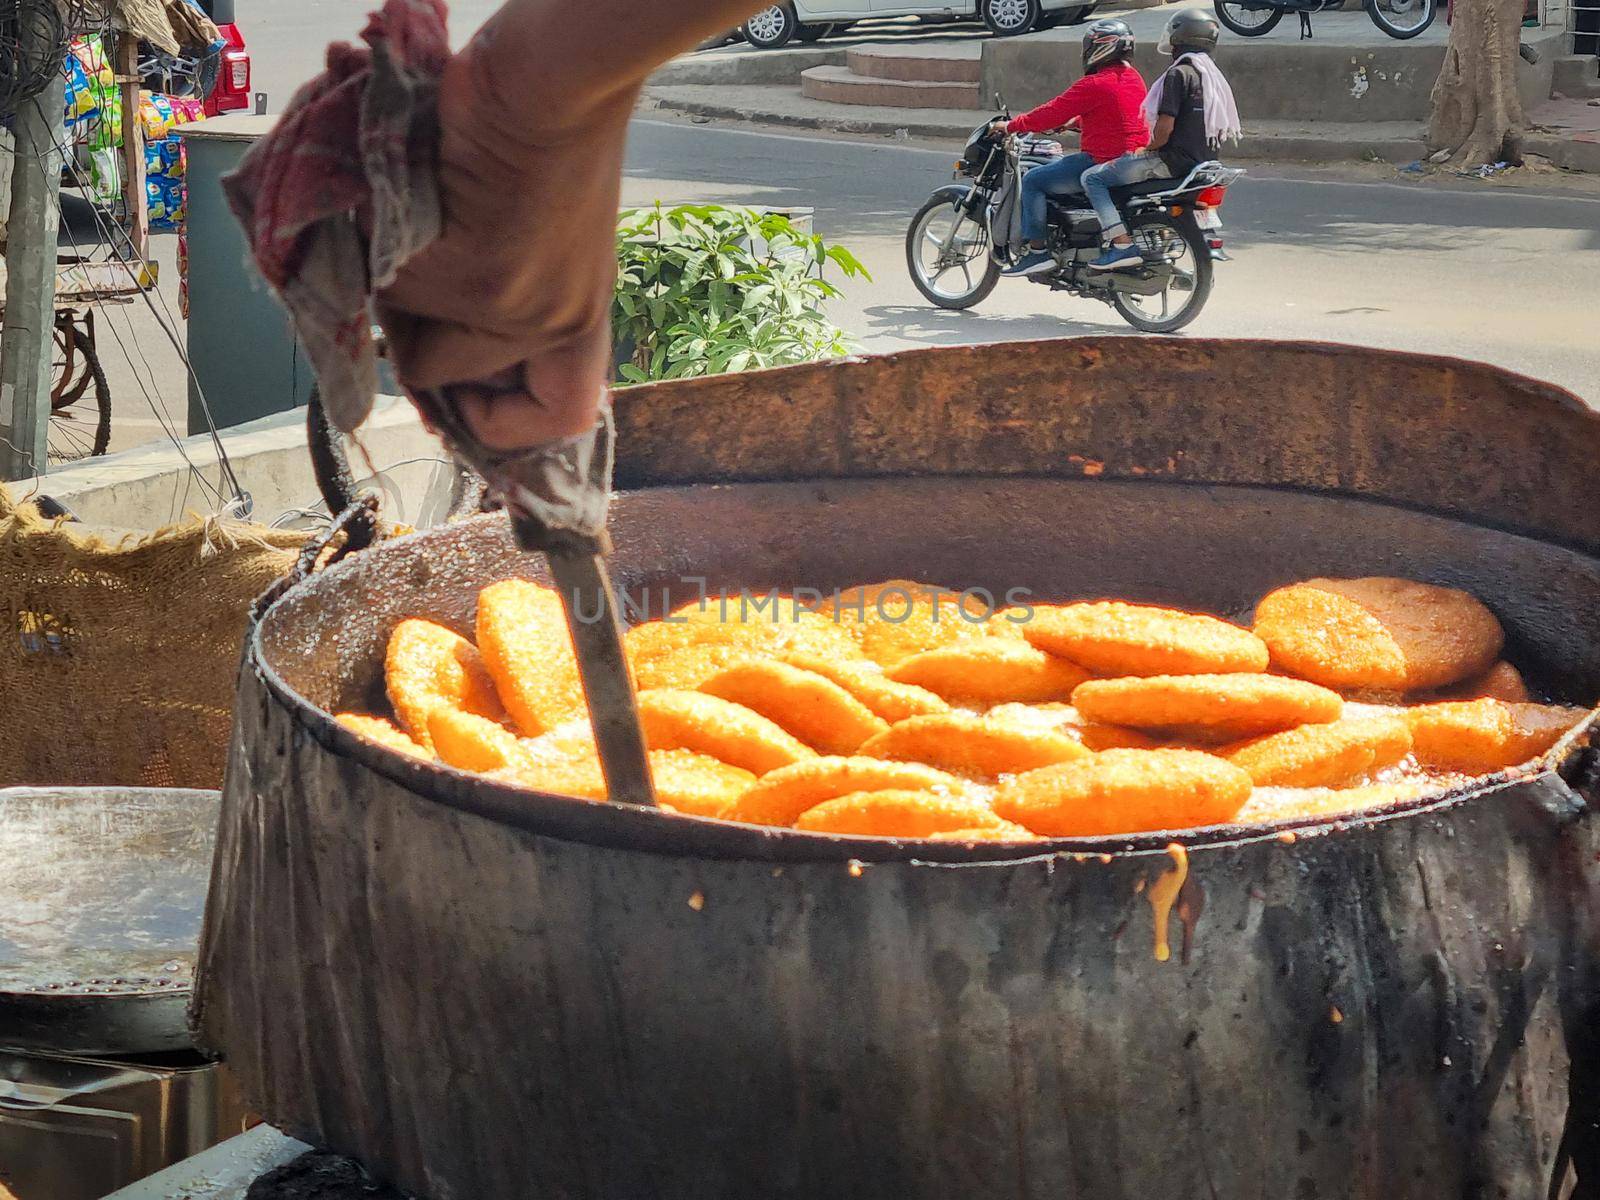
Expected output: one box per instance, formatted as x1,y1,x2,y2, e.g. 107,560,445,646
1214,2,1285,35
1109,211,1214,334
906,192,1002,311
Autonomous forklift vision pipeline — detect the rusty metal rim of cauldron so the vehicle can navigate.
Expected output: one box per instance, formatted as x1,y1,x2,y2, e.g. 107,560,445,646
250,531,1600,867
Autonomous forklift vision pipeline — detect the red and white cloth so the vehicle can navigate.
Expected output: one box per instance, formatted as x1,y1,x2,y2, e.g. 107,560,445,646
223,0,449,433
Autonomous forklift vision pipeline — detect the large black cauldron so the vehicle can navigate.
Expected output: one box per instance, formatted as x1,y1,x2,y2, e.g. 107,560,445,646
196,340,1600,1200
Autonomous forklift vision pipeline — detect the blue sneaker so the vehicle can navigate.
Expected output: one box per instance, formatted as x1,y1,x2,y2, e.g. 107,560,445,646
1001,251,1055,277
1088,242,1144,272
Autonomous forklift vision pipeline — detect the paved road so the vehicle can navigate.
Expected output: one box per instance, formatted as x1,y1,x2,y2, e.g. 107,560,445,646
622,119,1600,402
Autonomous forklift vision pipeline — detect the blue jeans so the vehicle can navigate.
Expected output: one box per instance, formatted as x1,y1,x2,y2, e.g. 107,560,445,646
1080,151,1171,239
1019,151,1095,244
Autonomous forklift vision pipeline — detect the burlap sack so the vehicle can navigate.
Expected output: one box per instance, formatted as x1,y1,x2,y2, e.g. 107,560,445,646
0,487,304,788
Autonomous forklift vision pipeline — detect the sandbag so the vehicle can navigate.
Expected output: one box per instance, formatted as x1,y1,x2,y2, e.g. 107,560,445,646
0,487,302,788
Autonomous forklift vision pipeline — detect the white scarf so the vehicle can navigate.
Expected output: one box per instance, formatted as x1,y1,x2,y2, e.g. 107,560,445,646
1141,53,1242,149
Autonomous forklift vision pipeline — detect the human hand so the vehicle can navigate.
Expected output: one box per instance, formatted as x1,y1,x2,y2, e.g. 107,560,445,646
376,43,627,448
376,0,769,451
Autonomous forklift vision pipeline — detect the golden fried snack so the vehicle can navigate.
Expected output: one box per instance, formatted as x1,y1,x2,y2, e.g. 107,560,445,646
858,713,1089,779
1235,780,1431,825
994,749,1253,837
1072,674,1343,739
428,707,520,773
1252,577,1504,693
626,605,860,668
927,822,1039,842
335,713,429,759
1024,601,1269,677
1220,716,1413,788
476,580,585,737
1428,660,1532,704
723,755,967,828
504,753,607,799
636,688,816,775
699,661,889,755
794,790,1004,838
986,702,1161,750
1406,699,1587,774
821,580,1003,668
385,618,507,750
632,643,760,692
647,749,758,818
501,742,753,811
887,639,1091,705
777,652,950,723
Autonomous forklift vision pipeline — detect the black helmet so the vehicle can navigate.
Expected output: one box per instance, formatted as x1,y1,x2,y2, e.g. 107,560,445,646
1159,9,1221,55
1082,18,1135,72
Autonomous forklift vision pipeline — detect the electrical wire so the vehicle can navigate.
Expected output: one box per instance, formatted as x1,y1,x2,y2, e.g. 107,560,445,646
0,0,114,122
38,111,230,512
31,93,249,510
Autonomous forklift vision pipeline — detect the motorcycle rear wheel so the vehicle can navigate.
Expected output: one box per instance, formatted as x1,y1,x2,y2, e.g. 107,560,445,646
906,193,1002,311
1214,2,1285,35
1366,0,1435,38
1109,211,1213,334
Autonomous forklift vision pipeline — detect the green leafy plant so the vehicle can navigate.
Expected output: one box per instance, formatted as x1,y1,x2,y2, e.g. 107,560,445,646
612,203,869,385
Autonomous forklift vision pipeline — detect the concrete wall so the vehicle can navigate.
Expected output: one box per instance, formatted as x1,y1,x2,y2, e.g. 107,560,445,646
652,47,847,86
18,395,457,532
982,25,1563,123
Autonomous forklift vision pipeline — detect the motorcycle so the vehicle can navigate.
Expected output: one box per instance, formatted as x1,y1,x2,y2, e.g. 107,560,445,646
1215,0,1434,40
906,116,1243,334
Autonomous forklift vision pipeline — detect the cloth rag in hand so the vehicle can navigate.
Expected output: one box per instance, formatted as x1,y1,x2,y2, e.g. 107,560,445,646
221,0,615,541
222,0,448,435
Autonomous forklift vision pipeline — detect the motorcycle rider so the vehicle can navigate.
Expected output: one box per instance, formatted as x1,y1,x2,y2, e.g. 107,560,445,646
990,18,1149,277
1080,9,1241,272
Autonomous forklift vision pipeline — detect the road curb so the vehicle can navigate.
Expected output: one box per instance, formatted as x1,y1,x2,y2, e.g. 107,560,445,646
1524,133,1600,174
643,90,1430,164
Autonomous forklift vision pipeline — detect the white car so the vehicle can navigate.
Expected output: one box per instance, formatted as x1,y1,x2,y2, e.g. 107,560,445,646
740,0,1098,48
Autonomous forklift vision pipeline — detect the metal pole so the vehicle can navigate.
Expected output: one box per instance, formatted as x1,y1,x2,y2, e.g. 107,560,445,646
0,74,66,482
118,34,149,265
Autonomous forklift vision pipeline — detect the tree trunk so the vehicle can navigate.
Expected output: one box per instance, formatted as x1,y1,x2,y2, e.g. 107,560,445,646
1427,0,1527,165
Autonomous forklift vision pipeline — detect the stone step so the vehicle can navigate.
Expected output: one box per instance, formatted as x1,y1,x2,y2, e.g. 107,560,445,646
844,43,983,84
800,64,982,110
1551,55,1600,99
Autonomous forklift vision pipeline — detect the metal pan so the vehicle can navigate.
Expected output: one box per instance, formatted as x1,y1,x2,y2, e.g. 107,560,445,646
0,787,218,1055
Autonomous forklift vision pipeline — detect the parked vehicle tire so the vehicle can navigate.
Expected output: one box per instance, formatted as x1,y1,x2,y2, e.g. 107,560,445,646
1109,211,1213,334
906,188,1002,311
796,21,837,41
743,4,799,48
1213,1,1285,35
1040,5,1095,28
1365,0,1436,38
696,29,744,50
981,0,1042,36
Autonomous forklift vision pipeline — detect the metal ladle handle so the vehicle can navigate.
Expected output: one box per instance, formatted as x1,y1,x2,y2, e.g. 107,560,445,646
405,379,658,809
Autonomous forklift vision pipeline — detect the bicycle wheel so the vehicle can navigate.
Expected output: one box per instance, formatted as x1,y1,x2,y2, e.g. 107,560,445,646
49,321,111,462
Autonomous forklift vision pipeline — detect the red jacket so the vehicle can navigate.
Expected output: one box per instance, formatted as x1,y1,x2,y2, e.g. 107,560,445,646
1006,62,1150,162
